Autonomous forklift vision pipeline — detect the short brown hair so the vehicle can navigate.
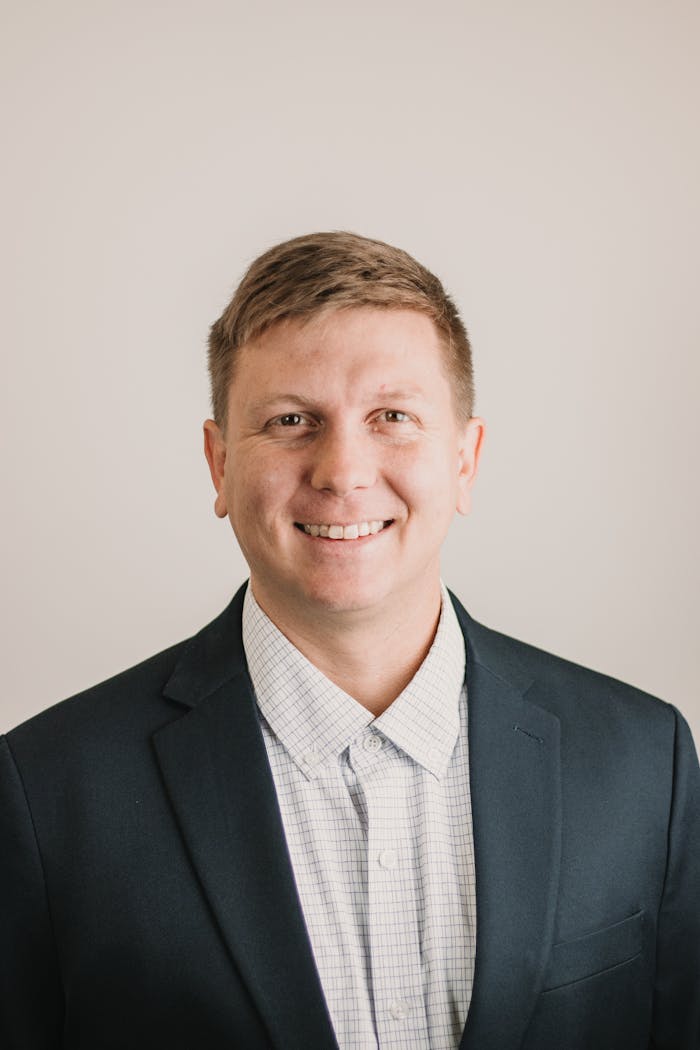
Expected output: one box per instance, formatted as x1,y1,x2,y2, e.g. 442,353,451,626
208,231,474,428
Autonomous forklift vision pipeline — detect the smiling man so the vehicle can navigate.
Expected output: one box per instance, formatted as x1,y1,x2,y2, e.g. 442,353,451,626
204,305,483,715
1,232,698,1050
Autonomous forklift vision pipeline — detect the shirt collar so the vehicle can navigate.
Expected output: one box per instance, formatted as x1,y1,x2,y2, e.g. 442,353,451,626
242,583,465,781
373,586,465,778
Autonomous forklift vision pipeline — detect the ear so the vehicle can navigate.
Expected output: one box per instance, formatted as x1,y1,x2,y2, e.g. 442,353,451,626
455,417,485,516
203,419,229,519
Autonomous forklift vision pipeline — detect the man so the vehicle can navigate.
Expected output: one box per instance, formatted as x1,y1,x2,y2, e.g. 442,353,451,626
1,232,698,1050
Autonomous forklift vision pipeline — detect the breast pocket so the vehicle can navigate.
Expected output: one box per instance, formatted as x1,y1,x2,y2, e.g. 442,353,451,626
541,909,645,993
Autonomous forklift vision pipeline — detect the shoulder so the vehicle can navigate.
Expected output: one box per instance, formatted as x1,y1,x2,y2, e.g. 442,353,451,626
5,638,189,769
449,590,680,739
451,598,700,817
6,584,250,759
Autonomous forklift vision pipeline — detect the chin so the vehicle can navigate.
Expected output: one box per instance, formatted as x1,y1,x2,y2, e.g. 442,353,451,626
291,576,393,617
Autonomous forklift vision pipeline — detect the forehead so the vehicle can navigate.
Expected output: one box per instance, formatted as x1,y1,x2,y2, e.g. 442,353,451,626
236,307,448,387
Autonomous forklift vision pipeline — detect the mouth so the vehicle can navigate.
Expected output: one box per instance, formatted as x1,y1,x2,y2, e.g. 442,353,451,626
294,519,394,541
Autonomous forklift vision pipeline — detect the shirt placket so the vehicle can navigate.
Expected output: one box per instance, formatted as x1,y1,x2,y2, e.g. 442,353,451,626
349,729,429,1049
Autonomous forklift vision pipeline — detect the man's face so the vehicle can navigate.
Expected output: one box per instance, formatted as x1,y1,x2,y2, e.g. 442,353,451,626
204,307,483,624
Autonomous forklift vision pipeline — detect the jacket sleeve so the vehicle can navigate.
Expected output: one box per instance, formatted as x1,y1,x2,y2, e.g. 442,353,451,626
650,707,700,1049
0,735,64,1048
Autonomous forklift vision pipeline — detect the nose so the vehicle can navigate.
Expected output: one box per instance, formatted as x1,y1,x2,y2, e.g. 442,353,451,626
308,423,377,497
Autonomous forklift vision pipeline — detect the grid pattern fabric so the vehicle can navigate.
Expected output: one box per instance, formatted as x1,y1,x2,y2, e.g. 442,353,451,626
243,583,476,1050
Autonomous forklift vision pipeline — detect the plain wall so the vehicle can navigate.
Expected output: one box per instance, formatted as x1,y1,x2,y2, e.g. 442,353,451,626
2,0,698,745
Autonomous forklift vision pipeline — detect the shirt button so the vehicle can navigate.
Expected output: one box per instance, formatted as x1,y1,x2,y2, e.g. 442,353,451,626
389,999,411,1021
363,733,383,753
302,750,323,768
378,849,398,870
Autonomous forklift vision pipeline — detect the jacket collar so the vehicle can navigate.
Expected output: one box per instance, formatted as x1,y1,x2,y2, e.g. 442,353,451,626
162,583,250,709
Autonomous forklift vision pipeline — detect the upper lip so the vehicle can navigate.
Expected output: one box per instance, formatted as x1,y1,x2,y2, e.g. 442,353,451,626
294,517,394,524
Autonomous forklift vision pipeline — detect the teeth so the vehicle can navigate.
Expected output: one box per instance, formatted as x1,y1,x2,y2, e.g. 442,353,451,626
300,520,389,540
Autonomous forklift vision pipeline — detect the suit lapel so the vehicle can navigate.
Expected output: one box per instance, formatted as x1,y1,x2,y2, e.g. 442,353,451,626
153,586,338,1050
451,598,562,1050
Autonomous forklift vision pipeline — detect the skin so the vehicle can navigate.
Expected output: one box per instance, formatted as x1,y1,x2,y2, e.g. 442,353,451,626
204,306,484,715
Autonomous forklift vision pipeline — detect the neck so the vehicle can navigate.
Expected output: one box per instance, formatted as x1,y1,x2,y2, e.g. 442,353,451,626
250,580,443,717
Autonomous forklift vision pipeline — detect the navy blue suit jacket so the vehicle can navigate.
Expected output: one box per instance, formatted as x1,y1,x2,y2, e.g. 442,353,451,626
2,584,698,1048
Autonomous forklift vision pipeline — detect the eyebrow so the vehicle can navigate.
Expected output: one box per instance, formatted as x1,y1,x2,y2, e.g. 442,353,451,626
246,389,425,413
245,394,322,415
374,388,424,401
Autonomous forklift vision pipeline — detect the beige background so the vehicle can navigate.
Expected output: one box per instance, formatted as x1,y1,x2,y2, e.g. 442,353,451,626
2,1,698,744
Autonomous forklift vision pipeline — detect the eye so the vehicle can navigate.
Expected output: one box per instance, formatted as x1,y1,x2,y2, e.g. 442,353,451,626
265,412,319,437
274,413,307,427
378,410,411,423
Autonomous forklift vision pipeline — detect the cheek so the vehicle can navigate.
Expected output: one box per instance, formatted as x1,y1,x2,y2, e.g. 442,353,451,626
230,453,300,520
392,446,458,509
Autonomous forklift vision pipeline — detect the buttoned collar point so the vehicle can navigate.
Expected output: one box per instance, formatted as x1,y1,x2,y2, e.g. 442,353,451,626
242,588,373,779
